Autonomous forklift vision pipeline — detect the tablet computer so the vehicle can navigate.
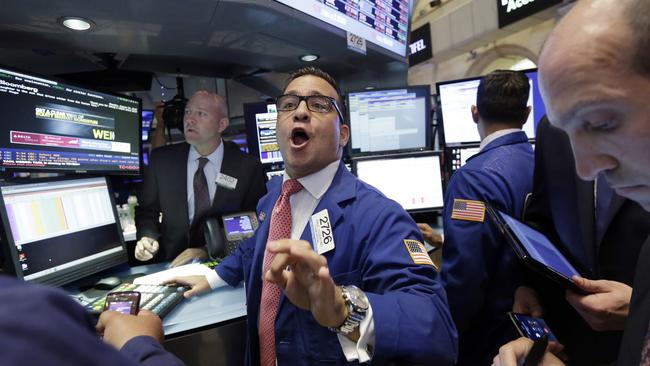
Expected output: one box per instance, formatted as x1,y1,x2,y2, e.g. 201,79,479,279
487,206,581,291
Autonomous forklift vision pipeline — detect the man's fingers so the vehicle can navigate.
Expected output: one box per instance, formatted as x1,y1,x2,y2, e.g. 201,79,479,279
571,276,605,293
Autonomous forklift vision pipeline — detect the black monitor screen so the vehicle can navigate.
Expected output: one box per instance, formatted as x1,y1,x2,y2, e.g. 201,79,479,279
354,151,444,212
348,85,431,156
436,69,545,146
141,109,154,142
0,176,127,286
0,65,142,175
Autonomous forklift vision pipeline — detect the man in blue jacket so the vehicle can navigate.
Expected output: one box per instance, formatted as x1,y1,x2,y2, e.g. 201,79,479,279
170,67,458,365
441,70,534,365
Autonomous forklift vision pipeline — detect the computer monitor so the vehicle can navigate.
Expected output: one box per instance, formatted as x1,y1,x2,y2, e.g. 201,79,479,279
353,151,444,212
244,102,282,165
347,85,432,156
275,0,411,57
0,65,142,175
436,69,546,146
141,109,154,142
0,176,128,286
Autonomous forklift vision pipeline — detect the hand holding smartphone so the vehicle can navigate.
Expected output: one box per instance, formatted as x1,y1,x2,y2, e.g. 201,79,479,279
508,312,557,342
103,291,141,315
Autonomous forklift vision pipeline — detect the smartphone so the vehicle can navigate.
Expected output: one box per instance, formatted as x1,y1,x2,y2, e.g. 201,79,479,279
508,312,558,342
103,291,141,315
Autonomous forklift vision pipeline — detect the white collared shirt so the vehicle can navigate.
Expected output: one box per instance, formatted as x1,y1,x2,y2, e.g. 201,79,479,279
206,160,374,363
479,128,521,152
186,141,224,224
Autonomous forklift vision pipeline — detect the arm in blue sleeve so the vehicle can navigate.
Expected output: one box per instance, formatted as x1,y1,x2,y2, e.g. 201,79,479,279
440,169,502,333
121,336,184,366
361,203,458,365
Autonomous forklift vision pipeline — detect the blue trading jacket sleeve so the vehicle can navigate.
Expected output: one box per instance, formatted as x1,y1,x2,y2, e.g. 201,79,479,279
216,235,255,286
441,169,503,333
361,203,458,365
0,276,182,366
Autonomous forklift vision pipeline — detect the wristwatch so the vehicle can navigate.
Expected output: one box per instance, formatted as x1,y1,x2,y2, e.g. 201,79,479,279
331,285,369,335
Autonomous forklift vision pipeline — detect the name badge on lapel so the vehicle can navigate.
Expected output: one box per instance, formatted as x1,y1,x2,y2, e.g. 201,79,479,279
310,209,335,255
216,173,237,190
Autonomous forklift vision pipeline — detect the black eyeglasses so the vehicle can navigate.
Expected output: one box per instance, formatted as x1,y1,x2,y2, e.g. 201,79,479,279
276,94,344,122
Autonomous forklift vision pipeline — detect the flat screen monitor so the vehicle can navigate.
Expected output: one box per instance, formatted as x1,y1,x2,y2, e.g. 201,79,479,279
0,176,128,286
244,102,282,165
275,0,411,57
141,109,154,142
353,152,444,212
447,145,481,175
0,65,142,175
436,69,545,146
347,85,431,156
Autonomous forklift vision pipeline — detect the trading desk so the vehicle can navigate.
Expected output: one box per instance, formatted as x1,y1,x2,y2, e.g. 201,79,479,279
97,263,247,366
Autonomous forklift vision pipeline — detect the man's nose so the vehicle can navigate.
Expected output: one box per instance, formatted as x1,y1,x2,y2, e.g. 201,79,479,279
293,100,310,121
571,140,617,181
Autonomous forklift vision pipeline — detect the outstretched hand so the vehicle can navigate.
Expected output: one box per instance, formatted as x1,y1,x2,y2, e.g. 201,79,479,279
264,239,348,330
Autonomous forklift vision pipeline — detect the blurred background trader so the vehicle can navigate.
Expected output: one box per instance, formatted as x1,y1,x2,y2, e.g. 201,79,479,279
135,90,266,265
494,0,650,364
166,67,458,365
441,69,534,365
513,117,650,365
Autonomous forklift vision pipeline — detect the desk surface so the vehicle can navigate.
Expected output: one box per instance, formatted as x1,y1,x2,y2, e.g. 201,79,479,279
117,263,247,337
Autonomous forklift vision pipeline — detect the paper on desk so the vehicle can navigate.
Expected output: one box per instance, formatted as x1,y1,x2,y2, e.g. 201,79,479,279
133,263,214,285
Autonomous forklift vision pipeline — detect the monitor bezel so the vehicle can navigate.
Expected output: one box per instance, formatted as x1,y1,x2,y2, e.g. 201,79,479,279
346,84,432,158
0,175,129,287
0,63,143,176
352,150,444,213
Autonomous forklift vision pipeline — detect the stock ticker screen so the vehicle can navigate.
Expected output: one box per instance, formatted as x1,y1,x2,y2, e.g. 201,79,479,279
0,66,142,175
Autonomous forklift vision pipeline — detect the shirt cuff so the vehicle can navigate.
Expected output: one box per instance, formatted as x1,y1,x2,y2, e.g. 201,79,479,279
206,270,228,290
337,303,375,363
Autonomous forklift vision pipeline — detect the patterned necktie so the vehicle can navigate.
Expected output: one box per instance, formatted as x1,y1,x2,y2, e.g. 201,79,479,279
259,179,303,366
193,157,210,222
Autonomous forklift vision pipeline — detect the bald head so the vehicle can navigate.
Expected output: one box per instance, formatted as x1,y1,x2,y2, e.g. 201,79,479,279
537,0,650,211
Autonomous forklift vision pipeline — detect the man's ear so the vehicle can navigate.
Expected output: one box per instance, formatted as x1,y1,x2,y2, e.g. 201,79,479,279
471,105,480,124
339,123,350,147
218,117,230,133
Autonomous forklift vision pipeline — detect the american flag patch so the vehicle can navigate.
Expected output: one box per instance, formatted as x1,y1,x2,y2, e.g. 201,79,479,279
404,239,434,266
451,199,485,222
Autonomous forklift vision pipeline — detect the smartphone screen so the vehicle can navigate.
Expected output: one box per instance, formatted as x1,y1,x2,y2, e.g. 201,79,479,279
104,291,140,315
509,312,558,342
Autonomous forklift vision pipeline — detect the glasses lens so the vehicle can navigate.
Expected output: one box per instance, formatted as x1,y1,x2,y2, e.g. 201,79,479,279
277,95,299,111
307,96,332,113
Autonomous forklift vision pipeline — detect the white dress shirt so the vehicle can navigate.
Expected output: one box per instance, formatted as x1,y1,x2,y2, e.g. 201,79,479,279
479,128,522,152
186,141,224,224
206,160,374,363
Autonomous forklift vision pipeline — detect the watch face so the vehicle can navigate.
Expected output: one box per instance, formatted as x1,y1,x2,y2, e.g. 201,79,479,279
346,286,369,310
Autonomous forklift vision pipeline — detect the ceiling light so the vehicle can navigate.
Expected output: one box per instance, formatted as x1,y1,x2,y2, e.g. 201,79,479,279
58,16,95,31
300,54,319,62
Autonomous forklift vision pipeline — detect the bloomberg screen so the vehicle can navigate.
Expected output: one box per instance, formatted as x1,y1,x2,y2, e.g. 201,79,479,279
0,66,141,175
275,0,411,57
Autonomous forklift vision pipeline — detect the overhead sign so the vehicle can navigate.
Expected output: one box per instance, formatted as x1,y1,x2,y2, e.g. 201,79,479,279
498,0,562,28
408,23,432,67
347,31,367,55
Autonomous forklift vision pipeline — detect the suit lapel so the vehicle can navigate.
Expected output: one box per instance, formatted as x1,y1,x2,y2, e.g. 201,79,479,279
597,194,625,248
176,144,191,226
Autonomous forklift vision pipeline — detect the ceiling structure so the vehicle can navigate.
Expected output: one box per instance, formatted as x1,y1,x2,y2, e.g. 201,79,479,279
0,0,410,94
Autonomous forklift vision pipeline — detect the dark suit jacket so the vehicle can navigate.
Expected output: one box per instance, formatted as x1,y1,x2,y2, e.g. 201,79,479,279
524,117,650,364
618,237,650,366
135,141,266,262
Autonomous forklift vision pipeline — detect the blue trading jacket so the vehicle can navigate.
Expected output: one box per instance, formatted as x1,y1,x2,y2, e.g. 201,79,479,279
217,162,458,365
441,131,534,365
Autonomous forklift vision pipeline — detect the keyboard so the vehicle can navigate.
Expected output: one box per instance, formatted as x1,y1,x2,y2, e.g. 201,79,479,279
83,283,186,318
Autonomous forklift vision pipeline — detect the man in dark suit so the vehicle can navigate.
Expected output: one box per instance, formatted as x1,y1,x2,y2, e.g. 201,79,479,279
514,117,650,364
135,90,266,265
493,0,650,364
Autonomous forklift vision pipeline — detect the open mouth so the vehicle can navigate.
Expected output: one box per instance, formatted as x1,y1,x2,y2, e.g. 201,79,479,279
291,127,310,147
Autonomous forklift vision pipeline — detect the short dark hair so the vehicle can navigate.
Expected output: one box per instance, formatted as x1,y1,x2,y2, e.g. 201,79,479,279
282,67,345,116
476,70,530,125
624,1,650,77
